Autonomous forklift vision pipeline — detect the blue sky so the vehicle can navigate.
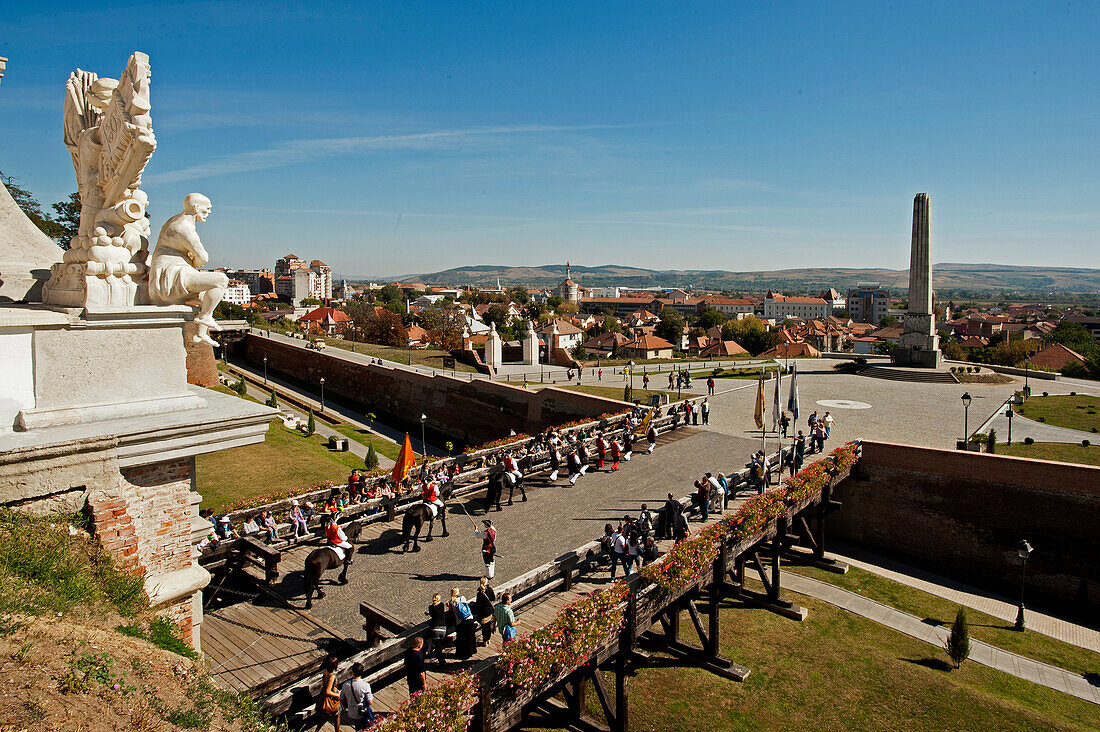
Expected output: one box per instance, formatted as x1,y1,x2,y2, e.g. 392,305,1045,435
1,1,1097,278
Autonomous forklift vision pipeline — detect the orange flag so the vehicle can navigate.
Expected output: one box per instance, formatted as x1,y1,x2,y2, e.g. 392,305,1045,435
391,433,416,484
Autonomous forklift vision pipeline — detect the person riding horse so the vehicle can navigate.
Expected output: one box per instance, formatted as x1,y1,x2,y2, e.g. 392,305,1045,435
304,514,363,609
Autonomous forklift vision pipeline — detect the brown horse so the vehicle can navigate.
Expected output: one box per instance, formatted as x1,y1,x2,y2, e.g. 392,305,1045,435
303,520,363,609
401,482,454,552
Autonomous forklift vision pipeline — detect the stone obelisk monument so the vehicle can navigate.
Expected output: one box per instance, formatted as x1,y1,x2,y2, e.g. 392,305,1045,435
895,193,942,367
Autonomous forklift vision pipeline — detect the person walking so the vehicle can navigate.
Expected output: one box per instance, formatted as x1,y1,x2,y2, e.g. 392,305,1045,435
808,410,819,431
779,411,790,439
313,655,341,732
567,447,583,486
404,638,427,696
610,524,628,579
609,438,622,471
823,411,834,438
598,367,603,381
340,662,375,730
707,376,715,396
701,398,710,425
481,519,497,579
475,577,496,647
668,371,675,389
494,593,518,643
643,373,650,390
622,431,634,461
794,430,806,473
661,492,681,540
548,442,562,482
646,422,658,453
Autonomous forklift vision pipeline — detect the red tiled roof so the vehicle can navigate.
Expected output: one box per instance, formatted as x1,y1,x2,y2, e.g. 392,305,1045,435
299,307,352,323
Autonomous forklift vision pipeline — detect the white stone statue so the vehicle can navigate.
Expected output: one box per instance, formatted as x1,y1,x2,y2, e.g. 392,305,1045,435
42,52,157,308
148,194,228,346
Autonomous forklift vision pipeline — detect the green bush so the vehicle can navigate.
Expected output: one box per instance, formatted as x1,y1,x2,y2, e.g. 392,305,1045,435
986,429,997,453
266,388,278,408
1024,437,1035,445
945,607,971,669
233,378,247,396
306,408,316,436
365,444,379,470
1083,440,1091,447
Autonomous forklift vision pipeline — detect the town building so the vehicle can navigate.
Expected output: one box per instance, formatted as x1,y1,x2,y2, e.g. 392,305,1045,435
846,283,890,324
222,280,252,306
224,268,275,296
556,263,580,303
620,334,675,359
819,288,847,313
701,296,756,318
585,286,621,298
763,292,830,321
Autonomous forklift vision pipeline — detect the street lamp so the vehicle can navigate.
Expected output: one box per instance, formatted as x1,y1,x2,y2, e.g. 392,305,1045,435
1015,539,1033,631
263,355,268,385
420,413,428,459
319,377,325,413
1005,406,1014,445
961,392,972,444
1024,354,1031,395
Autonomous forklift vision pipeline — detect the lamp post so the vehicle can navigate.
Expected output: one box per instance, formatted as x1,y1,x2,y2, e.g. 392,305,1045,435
263,356,268,385
420,413,428,459
1024,354,1031,395
319,377,325,414
1015,539,1033,631
1005,406,1014,445
961,392,972,444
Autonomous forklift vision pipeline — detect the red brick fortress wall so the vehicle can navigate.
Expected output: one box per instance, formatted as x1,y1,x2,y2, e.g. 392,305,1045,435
241,334,626,445
828,441,1100,612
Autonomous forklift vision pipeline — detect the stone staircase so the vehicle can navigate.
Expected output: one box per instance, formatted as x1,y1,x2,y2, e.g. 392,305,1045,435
858,365,959,384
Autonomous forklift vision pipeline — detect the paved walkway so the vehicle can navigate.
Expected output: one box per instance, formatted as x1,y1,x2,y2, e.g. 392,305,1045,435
782,572,1100,705
827,547,1100,653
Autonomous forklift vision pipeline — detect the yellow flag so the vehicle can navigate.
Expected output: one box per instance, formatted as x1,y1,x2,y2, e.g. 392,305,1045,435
754,371,765,429
391,433,417,484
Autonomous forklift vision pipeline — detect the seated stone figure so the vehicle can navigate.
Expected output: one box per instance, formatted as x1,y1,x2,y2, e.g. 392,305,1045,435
148,193,228,346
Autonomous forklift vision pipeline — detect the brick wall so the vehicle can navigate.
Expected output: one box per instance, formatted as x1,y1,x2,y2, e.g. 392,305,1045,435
241,335,626,445
828,441,1100,611
88,457,199,643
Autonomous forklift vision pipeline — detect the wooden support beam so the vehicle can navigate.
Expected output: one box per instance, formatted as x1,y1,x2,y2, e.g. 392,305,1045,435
750,550,774,597
658,639,751,682
615,655,629,732
686,598,710,650
588,664,618,729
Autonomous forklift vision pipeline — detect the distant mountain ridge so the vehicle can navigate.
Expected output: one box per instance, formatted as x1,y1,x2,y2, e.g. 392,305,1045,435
366,263,1100,294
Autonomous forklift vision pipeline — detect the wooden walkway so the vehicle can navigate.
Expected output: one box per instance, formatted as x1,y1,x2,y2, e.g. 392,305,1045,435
203,602,338,695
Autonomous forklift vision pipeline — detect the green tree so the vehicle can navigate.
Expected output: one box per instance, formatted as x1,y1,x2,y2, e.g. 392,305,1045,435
50,192,81,249
721,316,777,356
364,444,379,469
879,315,899,327
945,607,971,669
986,428,997,453
233,378,247,397
547,295,564,310
378,284,401,304
695,306,725,330
266,388,278,408
506,286,529,304
655,308,685,346
600,315,622,334
306,408,316,436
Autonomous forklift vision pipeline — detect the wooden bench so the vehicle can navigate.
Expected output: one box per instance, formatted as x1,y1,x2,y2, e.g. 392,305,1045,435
237,536,281,585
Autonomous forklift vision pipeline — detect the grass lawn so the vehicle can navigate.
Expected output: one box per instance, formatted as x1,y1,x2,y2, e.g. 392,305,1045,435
549,384,678,404
196,420,364,512
331,423,402,462
320,338,478,372
689,365,781,379
1014,394,1100,433
538,587,1098,732
995,442,1100,466
784,564,1100,677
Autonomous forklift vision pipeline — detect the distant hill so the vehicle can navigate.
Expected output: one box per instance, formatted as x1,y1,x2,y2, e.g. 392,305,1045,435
378,263,1100,294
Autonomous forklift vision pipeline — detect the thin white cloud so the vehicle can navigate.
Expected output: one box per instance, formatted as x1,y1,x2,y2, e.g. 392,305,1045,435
146,123,633,183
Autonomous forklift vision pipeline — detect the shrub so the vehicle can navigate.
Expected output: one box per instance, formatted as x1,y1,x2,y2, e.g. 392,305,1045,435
1042,391,1049,397
986,429,996,453
233,378,248,396
1037,416,1046,423
306,408,316,436
365,444,379,470
945,607,971,668
266,388,278,408
1083,440,1091,447
1071,391,1077,396
1024,437,1035,445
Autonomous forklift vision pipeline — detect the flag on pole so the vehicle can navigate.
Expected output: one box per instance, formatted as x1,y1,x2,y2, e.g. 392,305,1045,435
772,369,781,432
391,433,417,484
787,362,800,420
754,369,765,429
